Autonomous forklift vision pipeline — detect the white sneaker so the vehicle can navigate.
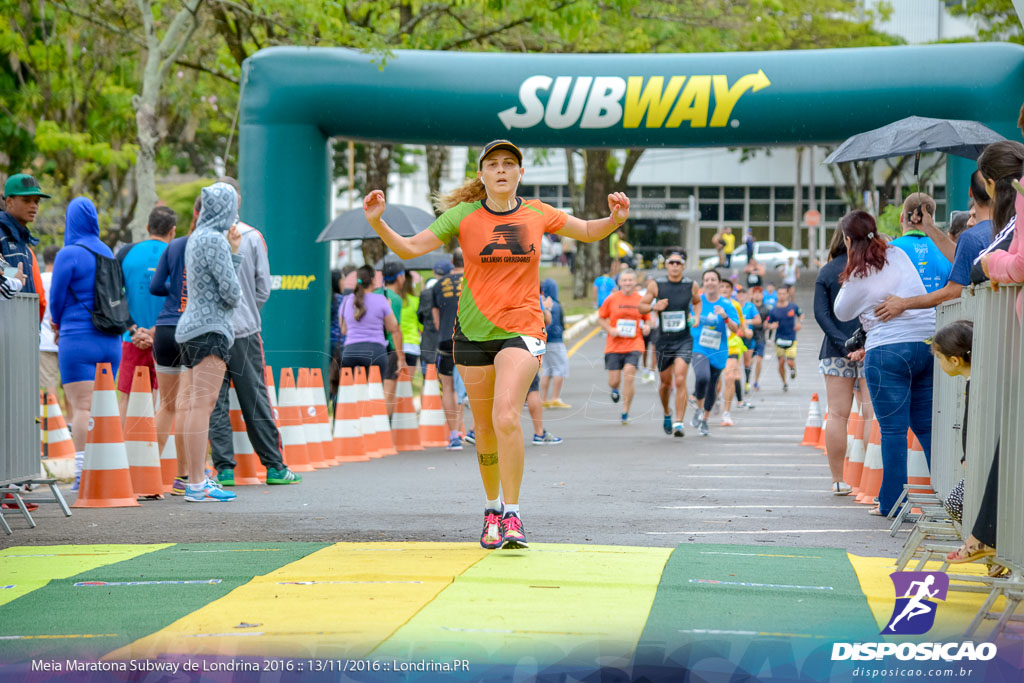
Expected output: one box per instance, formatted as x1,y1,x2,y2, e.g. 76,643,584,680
720,412,735,427
831,481,853,496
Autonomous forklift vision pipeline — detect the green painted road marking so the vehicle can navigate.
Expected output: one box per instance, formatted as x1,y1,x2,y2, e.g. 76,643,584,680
0,542,327,664
372,544,672,667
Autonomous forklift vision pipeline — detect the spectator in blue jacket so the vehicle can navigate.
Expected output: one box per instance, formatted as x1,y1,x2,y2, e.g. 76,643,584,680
1,173,49,320
540,278,570,409
49,197,122,461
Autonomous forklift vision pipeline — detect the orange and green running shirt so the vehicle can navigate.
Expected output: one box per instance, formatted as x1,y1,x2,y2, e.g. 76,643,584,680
428,198,568,341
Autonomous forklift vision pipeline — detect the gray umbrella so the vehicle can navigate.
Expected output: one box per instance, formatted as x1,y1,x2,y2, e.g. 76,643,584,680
374,250,452,272
316,204,436,242
825,116,1005,166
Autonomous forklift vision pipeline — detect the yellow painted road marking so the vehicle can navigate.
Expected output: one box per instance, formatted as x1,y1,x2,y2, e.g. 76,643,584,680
0,544,171,607
371,544,672,666
567,326,600,357
847,554,1006,639
106,543,488,660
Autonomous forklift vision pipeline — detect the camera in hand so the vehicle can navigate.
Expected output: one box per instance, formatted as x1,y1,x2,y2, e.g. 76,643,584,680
845,327,867,354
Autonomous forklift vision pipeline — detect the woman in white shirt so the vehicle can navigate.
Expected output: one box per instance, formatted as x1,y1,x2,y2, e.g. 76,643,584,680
833,210,935,518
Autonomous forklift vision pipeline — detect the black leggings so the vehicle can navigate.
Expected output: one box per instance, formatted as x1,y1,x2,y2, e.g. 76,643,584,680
972,441,999,548
692,354,723,413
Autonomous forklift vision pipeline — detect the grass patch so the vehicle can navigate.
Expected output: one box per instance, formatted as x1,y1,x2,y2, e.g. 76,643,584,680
539,265,594,319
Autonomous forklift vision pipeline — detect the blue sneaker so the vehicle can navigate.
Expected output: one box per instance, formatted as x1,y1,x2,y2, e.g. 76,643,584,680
531,431,563,446
464,430,476,445
622,413,629,425
663,414,672,435
610,389,620,403
447,435,463,451
184,479,237,503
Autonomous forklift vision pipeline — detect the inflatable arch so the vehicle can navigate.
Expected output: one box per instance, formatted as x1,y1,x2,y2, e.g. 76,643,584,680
238,43,1024,371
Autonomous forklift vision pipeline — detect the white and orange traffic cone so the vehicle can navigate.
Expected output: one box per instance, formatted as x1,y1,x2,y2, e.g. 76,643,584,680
40,390,76,479
367,366,397,457
816,410,828,451
265,366,280,425
355,366,381,458
800,393,823,446
845,399,867,494
332,367,370,462
310,368,339,466
158,421,179,492
392,366,423,452
418,364,448,448
229,383,264,485
297,368,330,468
72,363,140,508
277,368,314,472
856,419,883,505
907,430,931,495
123,368,165,499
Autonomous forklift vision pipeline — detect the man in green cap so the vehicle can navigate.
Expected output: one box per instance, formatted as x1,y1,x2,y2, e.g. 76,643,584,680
1,173,50,319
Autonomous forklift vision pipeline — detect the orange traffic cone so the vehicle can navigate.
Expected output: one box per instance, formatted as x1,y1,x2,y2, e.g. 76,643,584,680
265,366,280,424
856,419,883,505
367,366,397,456
907,430,931,494
123,368,165,499
332,367,370,462
310,368,339,465
800,393,823,446
845,399,867,494
816,410,828,451
418,364,448,448
40,391,75,461
72,363,139,508
392,366,423,452
277,368,314,472
354,367,381,458
297,368,330,468
158,421,179,491
228,383,264,485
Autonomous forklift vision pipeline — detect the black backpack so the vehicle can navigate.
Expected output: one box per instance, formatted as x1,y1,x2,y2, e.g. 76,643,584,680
72,244,130,335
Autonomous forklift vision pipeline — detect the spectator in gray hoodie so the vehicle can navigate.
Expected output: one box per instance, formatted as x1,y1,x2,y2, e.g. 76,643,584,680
206,177,301,487
175,182,242,502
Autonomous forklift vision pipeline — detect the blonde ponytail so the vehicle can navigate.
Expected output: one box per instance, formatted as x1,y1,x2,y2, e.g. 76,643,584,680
434,177,486,213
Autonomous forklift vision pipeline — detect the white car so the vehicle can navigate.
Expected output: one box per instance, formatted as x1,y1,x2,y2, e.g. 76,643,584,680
701,240,801,272
540,234,563,263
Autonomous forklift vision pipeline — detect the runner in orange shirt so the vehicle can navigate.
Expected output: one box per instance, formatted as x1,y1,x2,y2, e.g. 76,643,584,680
363,139,629,550
598,269,649,425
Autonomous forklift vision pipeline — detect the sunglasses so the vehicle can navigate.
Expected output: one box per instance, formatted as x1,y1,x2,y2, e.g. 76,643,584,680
666,260,684,266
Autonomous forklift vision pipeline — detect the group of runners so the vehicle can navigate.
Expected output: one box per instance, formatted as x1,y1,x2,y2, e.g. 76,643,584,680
597,257,803,437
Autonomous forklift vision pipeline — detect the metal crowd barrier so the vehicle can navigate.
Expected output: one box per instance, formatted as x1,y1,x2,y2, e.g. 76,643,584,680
928,284,1024,638
1,294,41,488
0,293,71,534
931,294,971,500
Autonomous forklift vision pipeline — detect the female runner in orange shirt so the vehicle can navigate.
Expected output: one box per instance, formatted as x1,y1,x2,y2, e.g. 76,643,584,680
363,139,629,549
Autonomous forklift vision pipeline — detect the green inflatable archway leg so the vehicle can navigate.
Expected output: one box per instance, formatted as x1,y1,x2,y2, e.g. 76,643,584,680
239,122,332,379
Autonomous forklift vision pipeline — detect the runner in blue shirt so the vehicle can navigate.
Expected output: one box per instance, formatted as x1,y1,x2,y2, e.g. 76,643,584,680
689,269,740,436
765,286,802,392
593,272,616,308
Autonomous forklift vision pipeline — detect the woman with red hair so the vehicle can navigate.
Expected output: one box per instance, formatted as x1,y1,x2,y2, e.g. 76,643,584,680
833,210,935,517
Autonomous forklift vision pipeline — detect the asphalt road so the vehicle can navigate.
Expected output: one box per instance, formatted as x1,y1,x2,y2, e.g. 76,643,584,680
5,291,906,558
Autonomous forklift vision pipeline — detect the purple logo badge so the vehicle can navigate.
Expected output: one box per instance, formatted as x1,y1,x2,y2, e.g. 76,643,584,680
882,571,949,635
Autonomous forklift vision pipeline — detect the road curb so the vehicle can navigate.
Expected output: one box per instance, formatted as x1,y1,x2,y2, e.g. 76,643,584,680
564,312,599,342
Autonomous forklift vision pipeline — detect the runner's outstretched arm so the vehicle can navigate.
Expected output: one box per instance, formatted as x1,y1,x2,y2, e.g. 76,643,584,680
556,192,630,243
364,190,444,258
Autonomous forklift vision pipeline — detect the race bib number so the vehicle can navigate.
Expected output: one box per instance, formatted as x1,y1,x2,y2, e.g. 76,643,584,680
699,327,722,349
616,319,638,338
775,337,794,348
662,311,686,332
521,335,546,357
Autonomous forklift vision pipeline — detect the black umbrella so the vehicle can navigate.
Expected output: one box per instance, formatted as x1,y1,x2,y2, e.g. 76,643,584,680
316,204,436,242
825,115,1005,171
374,250,452,272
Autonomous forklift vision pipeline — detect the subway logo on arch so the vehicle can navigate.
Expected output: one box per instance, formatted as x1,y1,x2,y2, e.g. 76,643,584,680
497,71,771,131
